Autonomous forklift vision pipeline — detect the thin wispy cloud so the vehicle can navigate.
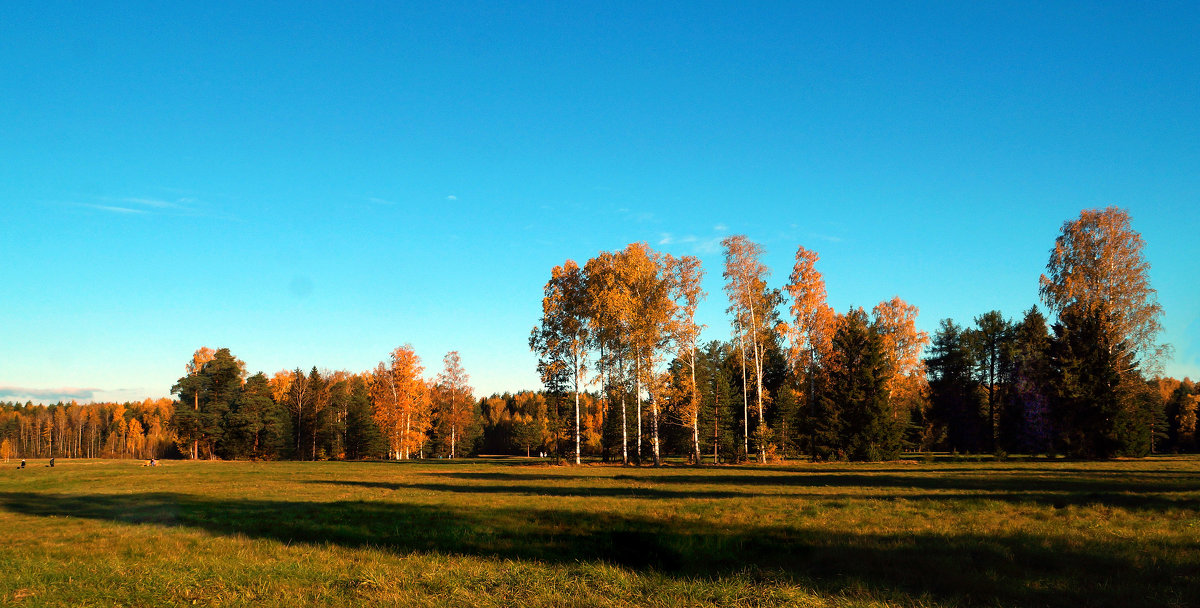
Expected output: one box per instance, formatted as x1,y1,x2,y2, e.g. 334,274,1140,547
660,233,701,246
713,223,729,232
446,195,458,201
82,204,145,214
367,197,397,205
80,195,201,216
0,386,99,402
120,197,179,209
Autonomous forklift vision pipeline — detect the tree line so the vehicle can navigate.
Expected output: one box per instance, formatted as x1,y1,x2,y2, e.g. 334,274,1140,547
4,207,1193,463
528,206,1189,462
0,399,175,461
165,346,482,460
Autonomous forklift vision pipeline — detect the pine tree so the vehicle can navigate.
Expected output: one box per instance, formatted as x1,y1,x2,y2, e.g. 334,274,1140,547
926,320,986,453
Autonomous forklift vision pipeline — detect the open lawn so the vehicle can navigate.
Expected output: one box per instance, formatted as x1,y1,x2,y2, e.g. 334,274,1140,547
0,456,1198,607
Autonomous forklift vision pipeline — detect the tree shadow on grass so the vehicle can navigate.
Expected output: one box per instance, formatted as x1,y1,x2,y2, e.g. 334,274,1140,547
448,469,1200,492
307,479,747,499
319,478,1200,512
341,457,555,467
1,490,1197,607
428,470,1200,512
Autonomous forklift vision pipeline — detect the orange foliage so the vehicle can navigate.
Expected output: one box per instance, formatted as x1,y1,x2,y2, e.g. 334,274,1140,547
370,345,431,459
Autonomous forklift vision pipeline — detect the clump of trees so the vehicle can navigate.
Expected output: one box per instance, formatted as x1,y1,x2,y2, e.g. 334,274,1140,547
926,207,1182,458
165,345,482,460
0,399,175,460
528,206,1186,462
529,237,927,464
7,208,1186,464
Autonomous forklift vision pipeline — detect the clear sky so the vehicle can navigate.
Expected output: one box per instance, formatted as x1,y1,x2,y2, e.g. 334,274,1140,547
2,2,1197,403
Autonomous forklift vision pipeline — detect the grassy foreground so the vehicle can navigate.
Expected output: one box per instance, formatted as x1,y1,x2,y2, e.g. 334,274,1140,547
0,456,1198,607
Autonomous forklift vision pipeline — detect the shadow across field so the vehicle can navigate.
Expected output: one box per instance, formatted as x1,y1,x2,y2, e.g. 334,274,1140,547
429,470,1200,512
1,490,1196,607
307,479,747,499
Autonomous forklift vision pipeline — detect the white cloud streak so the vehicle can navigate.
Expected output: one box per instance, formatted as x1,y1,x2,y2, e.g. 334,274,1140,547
0,386,100,402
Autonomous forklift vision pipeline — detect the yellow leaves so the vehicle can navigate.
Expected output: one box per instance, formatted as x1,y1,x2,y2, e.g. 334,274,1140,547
872,296,930,401
268,371,292,403
1039,206,1165,369
784,246,836,371
370,345,433,458
435,351,476,456
186,347,216,375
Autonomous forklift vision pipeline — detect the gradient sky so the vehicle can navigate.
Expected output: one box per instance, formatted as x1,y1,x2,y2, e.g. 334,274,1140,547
3,2,1197,403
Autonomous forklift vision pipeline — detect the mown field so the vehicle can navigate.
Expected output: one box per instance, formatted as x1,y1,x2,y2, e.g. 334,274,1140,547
0,456,1198,607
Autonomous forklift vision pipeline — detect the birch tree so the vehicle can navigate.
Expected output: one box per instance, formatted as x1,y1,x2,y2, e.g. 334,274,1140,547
370,345,430,459
584,251,634,464
621,243,676,466
1040,206,1168,372
783,246,837,430
722,235,776,463
667,254,706,464
435,351,474,458
530,260,589,465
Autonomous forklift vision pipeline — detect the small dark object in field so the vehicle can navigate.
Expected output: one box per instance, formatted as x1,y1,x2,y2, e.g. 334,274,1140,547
48,458,55,468
19,459,25,469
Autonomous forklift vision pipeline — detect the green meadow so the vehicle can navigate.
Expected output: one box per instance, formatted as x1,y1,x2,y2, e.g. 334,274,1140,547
1,457,1198,607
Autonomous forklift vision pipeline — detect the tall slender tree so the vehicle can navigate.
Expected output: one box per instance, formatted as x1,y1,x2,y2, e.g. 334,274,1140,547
178,347,216,459
722,235,776,462
783,246,837,450
970,311,1012,452
1040,207,1168,456
585,251,634,464
531,260,590,464
435,351,475,458
370,345,430,459
667,254,706,464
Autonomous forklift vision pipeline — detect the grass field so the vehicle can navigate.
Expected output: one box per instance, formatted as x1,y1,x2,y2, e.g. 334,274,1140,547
1,456,1198,607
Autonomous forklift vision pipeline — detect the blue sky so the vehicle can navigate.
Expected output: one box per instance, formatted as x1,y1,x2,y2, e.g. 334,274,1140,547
2,2,1197,403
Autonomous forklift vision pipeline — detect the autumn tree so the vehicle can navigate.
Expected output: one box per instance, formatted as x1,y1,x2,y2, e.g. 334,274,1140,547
615,243,677,466
514,391,552,457
782,246,837,452
873,295,936,434
1040,207,1168,456
370,345,431,459
435,351,477,458
667,254,706,463
280,368,313,459
531,260,590,464
722,235,778,462
585,250,635,464
126,418,145,459
1041,206,1168,370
